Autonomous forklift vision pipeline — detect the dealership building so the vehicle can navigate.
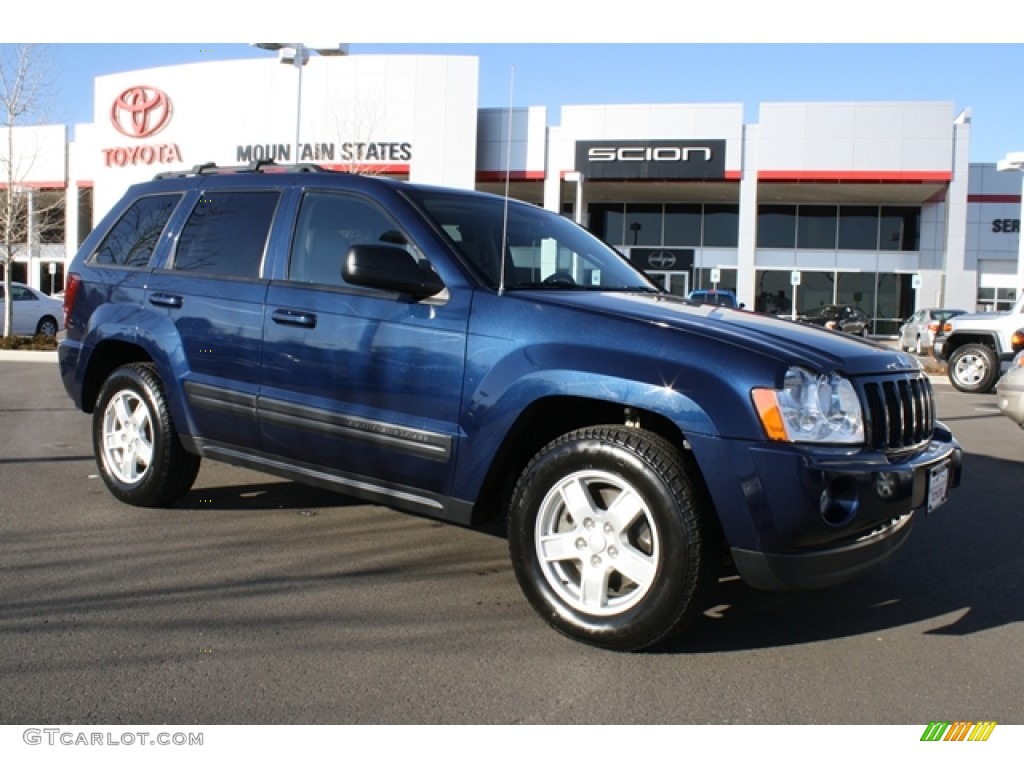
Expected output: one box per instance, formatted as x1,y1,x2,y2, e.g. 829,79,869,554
4,51,1023,334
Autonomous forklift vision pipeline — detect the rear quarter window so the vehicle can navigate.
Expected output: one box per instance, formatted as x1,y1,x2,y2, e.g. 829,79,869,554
89,194,182,268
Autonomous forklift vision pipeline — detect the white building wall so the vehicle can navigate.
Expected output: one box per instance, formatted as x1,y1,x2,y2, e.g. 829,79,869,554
82,55,479,222
758,101,955,173
476,106,547,176
966,162,1021,272
943,113,977,310
736,123,759,308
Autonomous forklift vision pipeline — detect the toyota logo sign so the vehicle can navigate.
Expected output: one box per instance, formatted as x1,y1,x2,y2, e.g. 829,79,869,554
110,86,172,138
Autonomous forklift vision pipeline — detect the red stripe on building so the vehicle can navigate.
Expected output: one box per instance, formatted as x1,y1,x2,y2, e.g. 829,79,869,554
758,170,952,182
477,170,547,182
0,180,68,189
968,194,1021,203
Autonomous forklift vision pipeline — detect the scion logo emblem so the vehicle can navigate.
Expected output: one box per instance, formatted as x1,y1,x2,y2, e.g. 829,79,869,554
648,251,678,269
110,86,172,138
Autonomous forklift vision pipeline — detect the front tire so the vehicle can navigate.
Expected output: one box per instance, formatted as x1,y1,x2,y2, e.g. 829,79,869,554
508,426,719,651
93,363,200,506
948,343,999,393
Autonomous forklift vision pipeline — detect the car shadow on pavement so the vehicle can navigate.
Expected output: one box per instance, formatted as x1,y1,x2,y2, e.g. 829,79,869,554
173,480,364,512
658,450,1023,654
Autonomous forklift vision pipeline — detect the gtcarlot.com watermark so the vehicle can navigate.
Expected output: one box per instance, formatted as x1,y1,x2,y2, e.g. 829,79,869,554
23,728,203,747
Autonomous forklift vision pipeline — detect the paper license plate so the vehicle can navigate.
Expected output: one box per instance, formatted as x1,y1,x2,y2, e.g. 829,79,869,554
927,461,950,513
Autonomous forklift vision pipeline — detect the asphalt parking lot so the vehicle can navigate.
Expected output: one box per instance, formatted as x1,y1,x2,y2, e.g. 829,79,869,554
1,352,1022,726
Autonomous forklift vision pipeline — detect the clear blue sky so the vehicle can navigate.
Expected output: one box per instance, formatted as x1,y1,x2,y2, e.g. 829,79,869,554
6,1,1023,164
34,42,1024,164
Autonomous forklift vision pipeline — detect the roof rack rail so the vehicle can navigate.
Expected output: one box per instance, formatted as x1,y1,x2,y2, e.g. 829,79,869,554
153,160,328,180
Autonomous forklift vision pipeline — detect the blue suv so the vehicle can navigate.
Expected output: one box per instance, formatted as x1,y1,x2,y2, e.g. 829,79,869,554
59,163,962,650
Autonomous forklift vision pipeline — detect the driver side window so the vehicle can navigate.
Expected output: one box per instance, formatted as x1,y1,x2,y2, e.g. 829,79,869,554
289,192,415,287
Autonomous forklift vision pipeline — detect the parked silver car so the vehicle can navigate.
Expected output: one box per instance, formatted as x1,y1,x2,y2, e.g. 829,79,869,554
997,351,1024,428
899,308,967,355
0,282,63,337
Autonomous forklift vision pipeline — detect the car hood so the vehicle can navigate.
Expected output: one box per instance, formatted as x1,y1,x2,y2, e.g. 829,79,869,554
520,291,919,377
949,310,1009,325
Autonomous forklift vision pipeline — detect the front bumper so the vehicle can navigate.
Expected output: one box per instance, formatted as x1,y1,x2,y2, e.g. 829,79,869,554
689,427,963,591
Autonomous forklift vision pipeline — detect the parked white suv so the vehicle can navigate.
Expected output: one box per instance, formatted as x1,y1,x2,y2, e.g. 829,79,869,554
936,292,1024,393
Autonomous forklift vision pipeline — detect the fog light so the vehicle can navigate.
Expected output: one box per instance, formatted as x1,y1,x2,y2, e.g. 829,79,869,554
820,478,859,527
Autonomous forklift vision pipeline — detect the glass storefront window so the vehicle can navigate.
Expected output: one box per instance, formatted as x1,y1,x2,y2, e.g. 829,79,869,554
625,204,663,246
664,204,702,246
836,271,875,313
750,203,919,252
703,204,739,247
589,202,738,248
756,268,913,335
880,206,919,251
838,206,879,250
977,287,1019,312
755,270,794,316
693,268,737,293
757,205,796,248
797,205,838,249
588,203,625,245
800,271,836,312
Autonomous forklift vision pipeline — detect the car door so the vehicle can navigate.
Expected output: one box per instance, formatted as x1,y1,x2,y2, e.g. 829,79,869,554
260,189,470,509
144,187,280,449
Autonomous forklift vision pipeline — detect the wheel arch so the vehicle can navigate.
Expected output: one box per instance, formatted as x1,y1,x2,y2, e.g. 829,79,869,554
80,339,154,413
468,391,716,532
944,331,1001,358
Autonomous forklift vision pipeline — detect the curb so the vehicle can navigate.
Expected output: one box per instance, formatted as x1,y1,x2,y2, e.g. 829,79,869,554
0,350,58,363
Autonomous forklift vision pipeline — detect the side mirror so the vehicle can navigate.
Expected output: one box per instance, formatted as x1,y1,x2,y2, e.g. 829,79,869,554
343,244,445,299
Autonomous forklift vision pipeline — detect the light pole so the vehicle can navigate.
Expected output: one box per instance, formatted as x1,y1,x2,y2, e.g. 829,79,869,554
252,44,349,163
997,151,1024,300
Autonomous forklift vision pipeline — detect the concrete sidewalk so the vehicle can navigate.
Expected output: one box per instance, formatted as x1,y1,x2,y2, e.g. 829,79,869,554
0,349,58,363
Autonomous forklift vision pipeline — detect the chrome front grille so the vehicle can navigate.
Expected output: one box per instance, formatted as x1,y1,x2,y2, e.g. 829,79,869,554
861,374,935,454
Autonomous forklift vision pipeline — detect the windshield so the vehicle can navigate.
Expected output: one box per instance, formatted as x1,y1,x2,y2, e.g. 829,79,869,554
402,187,658,292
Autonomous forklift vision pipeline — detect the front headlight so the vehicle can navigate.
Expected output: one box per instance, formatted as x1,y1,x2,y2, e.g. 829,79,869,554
752,367,864,445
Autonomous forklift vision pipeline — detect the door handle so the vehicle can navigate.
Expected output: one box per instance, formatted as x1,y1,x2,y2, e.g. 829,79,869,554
149,293,183,308
271,308,317,328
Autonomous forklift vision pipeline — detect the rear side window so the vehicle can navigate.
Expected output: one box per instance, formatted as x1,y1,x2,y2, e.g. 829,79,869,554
90,194,181,267
173,190,279,278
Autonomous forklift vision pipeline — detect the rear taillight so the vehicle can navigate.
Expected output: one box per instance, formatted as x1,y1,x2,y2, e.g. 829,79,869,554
63,273,81,330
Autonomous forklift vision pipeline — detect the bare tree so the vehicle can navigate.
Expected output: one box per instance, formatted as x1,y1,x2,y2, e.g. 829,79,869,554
1,43,62,338
320,83,391,176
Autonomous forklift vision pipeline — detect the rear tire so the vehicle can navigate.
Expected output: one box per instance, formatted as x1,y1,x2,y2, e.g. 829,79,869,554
508,426,719,651
93,363,200,506
947,343,999,393
36,316,59,337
